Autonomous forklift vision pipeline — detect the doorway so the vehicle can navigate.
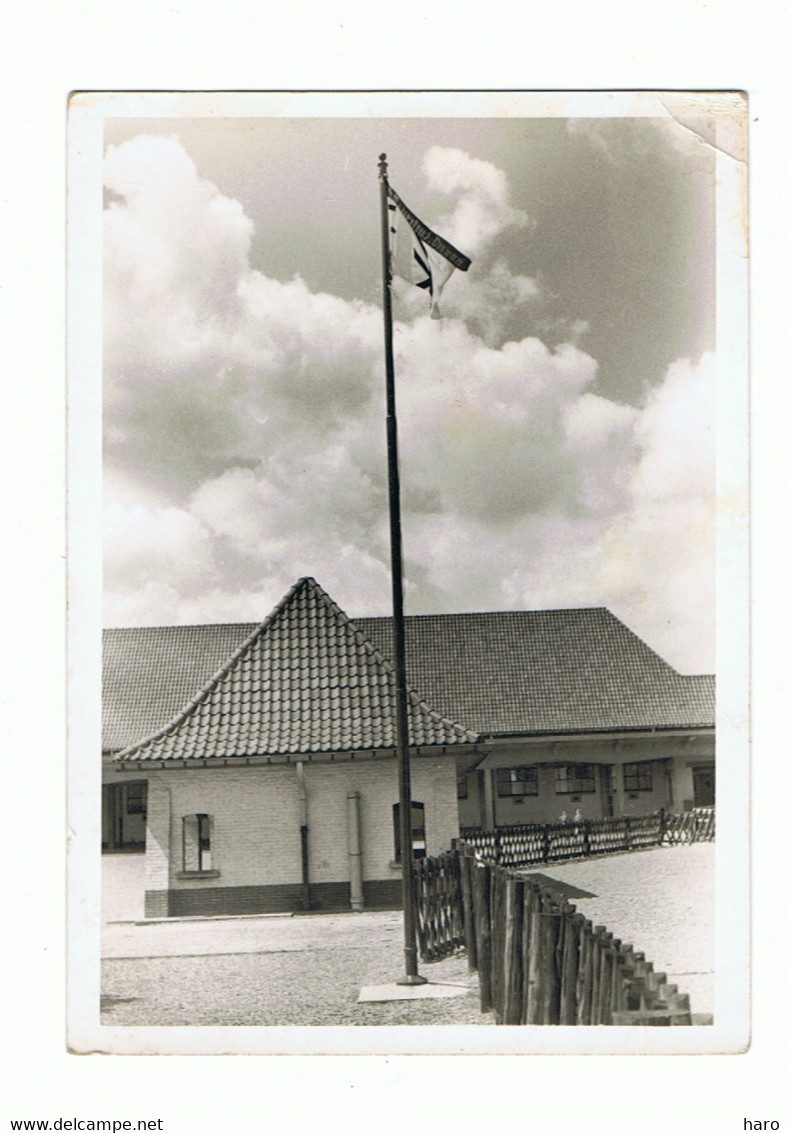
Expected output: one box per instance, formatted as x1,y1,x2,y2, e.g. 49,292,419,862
102,781,147,852
692,765,715,807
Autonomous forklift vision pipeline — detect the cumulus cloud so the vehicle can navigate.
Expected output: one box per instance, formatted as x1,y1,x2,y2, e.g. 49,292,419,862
103,134,714,672
104,135,382,500
398,354,714,672
451,258,540,348
104,501,214,590
401,146,541,344
596,353,715,669
422,146,529,255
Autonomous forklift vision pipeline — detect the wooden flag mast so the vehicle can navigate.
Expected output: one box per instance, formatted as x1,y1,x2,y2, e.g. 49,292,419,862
378,153,426,985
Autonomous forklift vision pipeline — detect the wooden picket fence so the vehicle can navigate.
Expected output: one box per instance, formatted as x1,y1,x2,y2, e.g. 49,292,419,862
413,846,697,1025
663,807,715,844
459,808,714,868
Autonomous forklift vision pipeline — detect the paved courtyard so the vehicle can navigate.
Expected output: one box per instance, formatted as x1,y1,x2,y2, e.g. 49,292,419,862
519,841,714,1017
101,842,714,1026
102,909,488,1026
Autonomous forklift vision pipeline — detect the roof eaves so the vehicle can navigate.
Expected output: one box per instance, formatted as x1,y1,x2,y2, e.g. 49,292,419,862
483,722,715,740
115,736,483,764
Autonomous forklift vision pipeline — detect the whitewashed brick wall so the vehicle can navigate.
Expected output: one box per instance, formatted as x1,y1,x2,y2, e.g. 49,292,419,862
144,754,460,893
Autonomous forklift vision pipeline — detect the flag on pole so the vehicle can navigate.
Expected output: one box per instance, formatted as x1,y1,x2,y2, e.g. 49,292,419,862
387,186,471,319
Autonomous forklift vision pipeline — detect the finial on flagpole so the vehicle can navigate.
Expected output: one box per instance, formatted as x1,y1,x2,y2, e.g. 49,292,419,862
378,153,388,180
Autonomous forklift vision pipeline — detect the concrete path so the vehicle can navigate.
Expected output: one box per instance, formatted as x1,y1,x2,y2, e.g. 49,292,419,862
102,907,408,960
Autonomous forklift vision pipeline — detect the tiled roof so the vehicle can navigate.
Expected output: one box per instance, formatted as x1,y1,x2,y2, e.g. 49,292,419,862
103,622,254,753
357,609,715,735
112,578,478,763
104,592,715,756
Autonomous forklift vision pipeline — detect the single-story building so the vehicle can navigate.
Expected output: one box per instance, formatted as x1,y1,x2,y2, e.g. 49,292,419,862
104,577,480,918
103,577,714,918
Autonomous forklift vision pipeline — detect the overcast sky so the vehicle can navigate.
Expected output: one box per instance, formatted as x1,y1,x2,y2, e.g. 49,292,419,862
103,112,716,673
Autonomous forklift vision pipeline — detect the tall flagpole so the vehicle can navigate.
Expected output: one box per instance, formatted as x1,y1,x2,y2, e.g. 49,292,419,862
378,153,426,985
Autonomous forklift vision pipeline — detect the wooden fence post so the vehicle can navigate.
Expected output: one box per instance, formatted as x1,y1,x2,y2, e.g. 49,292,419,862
558,910,581,1024
523,880,544,1024
544,893,563,1024
502,873,525,1024
576,919,593,1025
597,930,616,1024
474,860,493,1014
489,867,503,1022
458,849,477,973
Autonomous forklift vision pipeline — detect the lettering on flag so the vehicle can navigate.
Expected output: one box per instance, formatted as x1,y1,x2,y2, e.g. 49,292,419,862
387,186,471,318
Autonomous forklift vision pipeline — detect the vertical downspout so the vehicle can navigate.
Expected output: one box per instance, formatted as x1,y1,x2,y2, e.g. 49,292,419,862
481,767,496,830
347,789,364,911
296,762,310,911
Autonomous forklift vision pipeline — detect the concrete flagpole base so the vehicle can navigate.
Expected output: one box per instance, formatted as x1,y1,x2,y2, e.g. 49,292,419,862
396,973,428,986
357,982,472,1003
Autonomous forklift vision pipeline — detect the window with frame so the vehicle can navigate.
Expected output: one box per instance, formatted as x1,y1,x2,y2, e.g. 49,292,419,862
496,766,539,797
393,801,426,862
183,813,212,872
457,777,468,799
623,762,653,792
555,764,596,794
125,781,147,814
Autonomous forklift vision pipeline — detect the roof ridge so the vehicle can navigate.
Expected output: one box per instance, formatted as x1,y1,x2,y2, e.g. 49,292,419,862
103,621,257,634
357,606,611,621
104,606,613,635
314,586,478,743
114,577,311,760
293,579,406,683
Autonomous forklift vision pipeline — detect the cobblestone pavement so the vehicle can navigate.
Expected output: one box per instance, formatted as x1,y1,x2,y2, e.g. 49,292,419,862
102,911,489,1026
101,843,714,1026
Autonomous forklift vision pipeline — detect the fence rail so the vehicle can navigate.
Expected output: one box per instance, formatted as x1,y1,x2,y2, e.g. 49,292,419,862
458,808,714,868
414,845,699,1025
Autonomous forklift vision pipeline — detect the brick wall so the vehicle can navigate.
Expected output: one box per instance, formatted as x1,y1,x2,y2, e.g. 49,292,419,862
142,754,459,915
303,757,459,884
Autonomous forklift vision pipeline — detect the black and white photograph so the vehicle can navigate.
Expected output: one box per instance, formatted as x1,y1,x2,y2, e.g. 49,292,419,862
66,90,748,1056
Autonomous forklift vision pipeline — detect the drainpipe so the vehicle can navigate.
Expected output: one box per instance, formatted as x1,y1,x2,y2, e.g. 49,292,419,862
481,767,496,830
347,789,364,911
296,762,310,911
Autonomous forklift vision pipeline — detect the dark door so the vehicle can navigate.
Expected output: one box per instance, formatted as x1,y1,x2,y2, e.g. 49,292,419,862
393,801,426,861
692,766,715,807
101,781,147,851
